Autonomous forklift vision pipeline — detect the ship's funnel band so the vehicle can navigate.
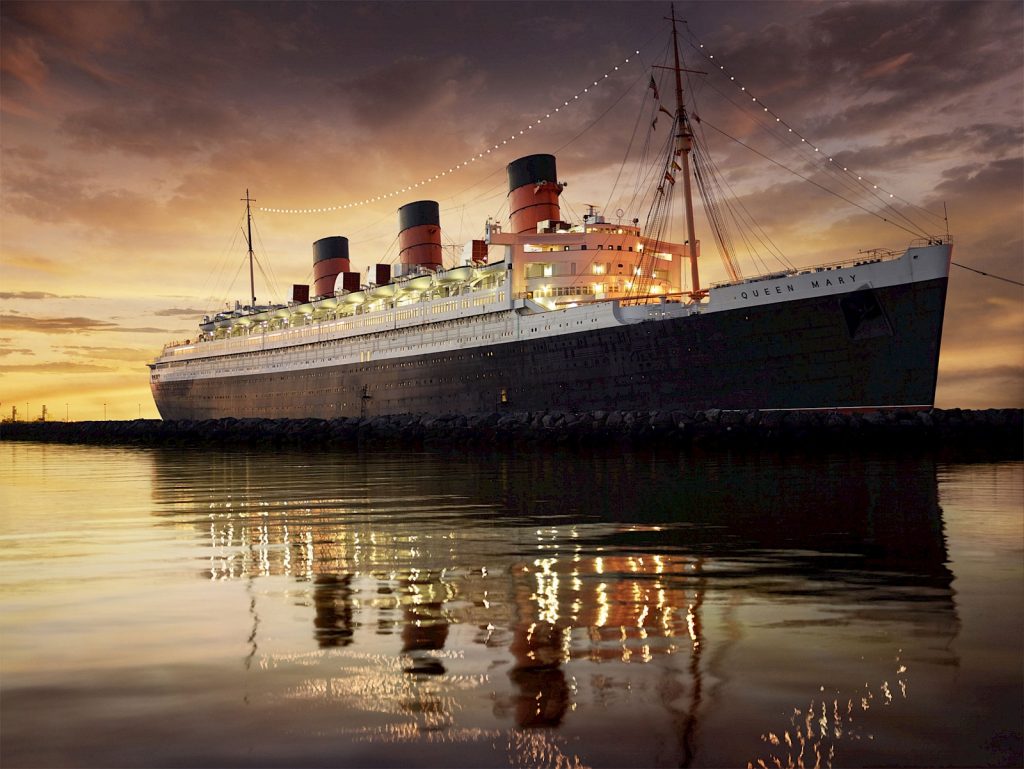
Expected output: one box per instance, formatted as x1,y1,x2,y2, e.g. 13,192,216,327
508,180,563,235
312,236,351,297
507,156,562,233
398,203,442,269
400,236,442,252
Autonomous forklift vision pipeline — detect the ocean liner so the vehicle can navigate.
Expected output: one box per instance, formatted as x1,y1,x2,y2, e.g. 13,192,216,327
150,13,952,420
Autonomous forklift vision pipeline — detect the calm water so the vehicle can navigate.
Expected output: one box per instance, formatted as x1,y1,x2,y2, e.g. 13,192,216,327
1,442,1021,768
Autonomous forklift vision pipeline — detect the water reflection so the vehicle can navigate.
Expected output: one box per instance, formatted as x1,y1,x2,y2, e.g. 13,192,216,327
150,448,958,767
313,574,356,648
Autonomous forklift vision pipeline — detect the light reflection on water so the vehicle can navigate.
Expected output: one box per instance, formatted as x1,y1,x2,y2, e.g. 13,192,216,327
0,443,1020,768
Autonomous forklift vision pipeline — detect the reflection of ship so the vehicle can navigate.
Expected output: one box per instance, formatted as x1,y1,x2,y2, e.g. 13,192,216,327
150,10,951,420
150,448,959,766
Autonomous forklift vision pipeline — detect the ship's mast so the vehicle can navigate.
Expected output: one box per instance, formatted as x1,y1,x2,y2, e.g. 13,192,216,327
670,5,701,295
243,190,256,307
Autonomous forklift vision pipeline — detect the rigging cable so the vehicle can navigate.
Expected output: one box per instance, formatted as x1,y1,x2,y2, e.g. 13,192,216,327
951,262,1024,287
601,36,674,216
687,110,792,274
250,216,284,305
677,36,794,281
679,23,947,232
698,120,931,241
628,113,678,299
687,70,933,240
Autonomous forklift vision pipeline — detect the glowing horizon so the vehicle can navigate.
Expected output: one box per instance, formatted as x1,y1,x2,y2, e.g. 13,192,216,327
2,1,1021,420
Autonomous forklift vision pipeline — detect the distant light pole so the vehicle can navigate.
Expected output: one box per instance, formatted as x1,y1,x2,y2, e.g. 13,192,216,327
103,402,107,420
66,403,69,422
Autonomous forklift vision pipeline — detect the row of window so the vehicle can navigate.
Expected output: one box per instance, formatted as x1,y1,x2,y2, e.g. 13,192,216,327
162,313,523,377
201,287,508,349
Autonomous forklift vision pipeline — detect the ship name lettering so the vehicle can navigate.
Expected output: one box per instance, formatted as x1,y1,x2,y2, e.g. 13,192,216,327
810,272,854,291
739,283,797,301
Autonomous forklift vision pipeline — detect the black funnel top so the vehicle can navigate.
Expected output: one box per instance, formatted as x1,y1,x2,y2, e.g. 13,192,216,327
507,154,558,192
398,200,440,232
313,236,349,263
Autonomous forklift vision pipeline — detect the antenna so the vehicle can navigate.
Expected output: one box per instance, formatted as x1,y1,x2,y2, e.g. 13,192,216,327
671,4,700,295
655,3,706,296
242,190,257,307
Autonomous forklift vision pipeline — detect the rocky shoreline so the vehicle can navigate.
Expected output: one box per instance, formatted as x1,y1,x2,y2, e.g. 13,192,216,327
2,408,1020,454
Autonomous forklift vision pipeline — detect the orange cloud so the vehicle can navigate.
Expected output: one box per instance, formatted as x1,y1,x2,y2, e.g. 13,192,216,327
0,35,48,91
863,52,914,79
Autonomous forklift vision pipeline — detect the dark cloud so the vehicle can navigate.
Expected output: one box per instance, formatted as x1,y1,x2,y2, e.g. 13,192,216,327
61,99,242,159
828,124,1024,174
0,290,60,299
0,361,116,374
59,345,152,362
2,144,47,161
933,156,1024,273
2,164,169,231
0,1,151,107
0,346,34,356
0,290,91,299
109,326,177,334
153,308,206,317
0,314,167,334
703,1,1023,140
936,365,1024,409
0,313,116,332
940,364,1024,385
340,54,484,130
935,155,1023,200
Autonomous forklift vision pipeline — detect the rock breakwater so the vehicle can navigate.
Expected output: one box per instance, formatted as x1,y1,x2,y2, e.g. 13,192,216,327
2,408,1020,454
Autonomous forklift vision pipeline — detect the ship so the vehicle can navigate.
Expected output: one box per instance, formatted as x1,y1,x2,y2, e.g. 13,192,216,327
149,11,952,421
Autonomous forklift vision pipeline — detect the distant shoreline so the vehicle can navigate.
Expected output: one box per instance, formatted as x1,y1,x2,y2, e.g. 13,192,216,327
2,408,1020,456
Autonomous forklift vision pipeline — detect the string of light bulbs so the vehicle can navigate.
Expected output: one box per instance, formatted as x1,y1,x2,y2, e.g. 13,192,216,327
681,25,946,225
261,49,645,214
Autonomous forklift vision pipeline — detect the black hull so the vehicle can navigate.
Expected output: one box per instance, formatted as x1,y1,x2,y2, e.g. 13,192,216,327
152,277,948,419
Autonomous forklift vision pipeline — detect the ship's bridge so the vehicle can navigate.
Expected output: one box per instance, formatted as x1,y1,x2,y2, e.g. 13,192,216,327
488,212,695,308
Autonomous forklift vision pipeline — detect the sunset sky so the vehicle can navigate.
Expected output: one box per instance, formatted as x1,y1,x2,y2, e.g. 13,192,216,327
2,0,1022,421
